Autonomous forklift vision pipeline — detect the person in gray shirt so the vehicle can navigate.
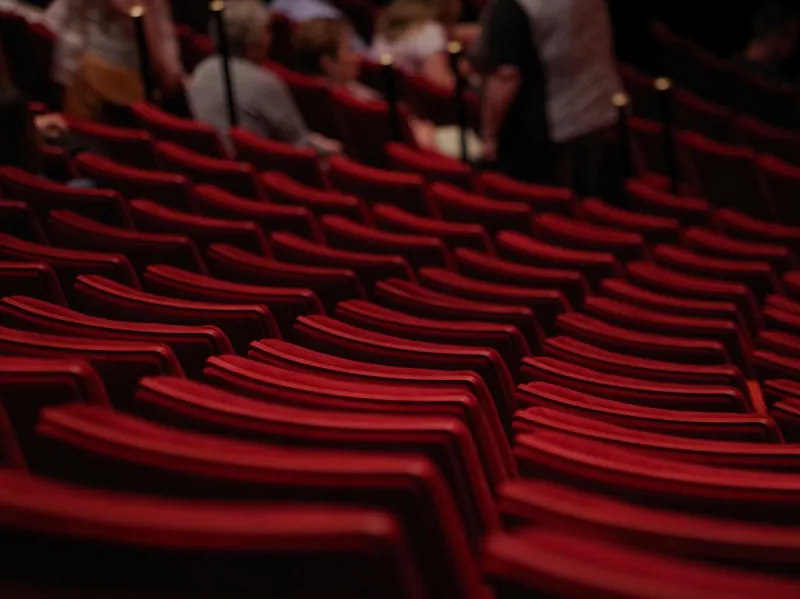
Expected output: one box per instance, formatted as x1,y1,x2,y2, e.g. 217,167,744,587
188,0,340,154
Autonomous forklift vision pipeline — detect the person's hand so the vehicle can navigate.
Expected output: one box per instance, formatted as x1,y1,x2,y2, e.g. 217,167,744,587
34,113,69,140
308,133,343,156
481,136,498,163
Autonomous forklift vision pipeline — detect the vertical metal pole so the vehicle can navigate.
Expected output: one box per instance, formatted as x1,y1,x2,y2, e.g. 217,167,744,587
448,41,469,163
381,54,401,142
655,77,678,195
130,5,155,103
613,92,632,181
210,0,238,128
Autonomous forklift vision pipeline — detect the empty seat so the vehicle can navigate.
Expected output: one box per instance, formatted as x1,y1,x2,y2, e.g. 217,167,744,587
758,330,800,360
483,527,800,599
772,398,800,442
328,155,429,214
322,215,453,270
515,407,799,471
626,178,710,225
653,244,778,302
193,184,322,241
206,243,364,312
130,199,269,255
0,166,132,227
73,153,193,212
34,405,482,599
555,312,731,366
375,278,544,351
520,356,748,413
0,296,232,379
67,116,157,168
0,261,66,305
142,264,324,337
754,349,800,381
544,336,749,397
517,382,781,442
626,260,762,333
737,114,800,166
575,197,680,243
713,208,800,253
758,154,800,226
294,314,516,431
386,142,473,188
682,227,795,272
373,203,494,254
514,429,800,522
581,296,752,374
155,141,263,199
475,171,574,213
0,199,47,242
0,470,429,599
532,213,647,262
261,171,371,223
429,183,532,233
498,478,800,574
0,325,182,406
335,299,530,373
496,231,621,289
72,275,279,354
417,267,569,334
454,248,589,309
0,233,139,293
132,101,227,157
270,231,414,291
231,127,327,188
47,210,207,276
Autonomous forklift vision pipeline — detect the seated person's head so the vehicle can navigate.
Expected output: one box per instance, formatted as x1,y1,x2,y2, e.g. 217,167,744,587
214,0,272,63
0,83,41,174
293,18,361,84
751,2,799,61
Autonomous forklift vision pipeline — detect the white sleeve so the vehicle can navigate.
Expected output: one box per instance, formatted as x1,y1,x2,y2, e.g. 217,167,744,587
412,21,448,58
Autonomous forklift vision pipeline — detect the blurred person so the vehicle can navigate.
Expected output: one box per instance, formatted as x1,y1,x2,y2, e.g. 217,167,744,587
735,2,799,83
0,82,94,186
51,0,183,124
292,17,378,100
271,0,368,50
370,0,462,88
188,0,340,154
481,0,620,195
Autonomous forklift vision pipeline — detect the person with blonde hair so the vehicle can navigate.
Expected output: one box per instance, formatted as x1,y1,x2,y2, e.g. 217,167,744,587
370,0,461,88
48,0,183,124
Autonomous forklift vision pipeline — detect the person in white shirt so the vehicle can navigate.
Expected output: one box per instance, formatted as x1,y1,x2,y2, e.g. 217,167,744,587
370,0,461,88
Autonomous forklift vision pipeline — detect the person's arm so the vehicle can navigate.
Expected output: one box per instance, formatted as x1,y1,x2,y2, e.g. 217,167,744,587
480,0,528,162
416,22,454,89
142,0,183,94
255,74,312,147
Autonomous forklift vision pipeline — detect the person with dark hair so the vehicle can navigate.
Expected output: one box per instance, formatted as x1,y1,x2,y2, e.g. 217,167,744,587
0,81,94,186
292,18,378,100
736,2,799,82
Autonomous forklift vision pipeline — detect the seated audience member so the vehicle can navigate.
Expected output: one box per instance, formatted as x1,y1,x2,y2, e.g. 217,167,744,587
293,18,379,100
735,2,799,83
371,0,461,88
50,0,183,125
187,1,340,154
271,0,368,50
0,82,93,187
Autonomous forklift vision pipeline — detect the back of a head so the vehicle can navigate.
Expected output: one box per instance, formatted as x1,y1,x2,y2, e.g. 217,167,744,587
0,83,39,173
211,0,272,58
293,18,351,75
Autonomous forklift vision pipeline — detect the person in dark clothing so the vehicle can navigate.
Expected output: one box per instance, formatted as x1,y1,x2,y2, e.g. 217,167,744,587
736,2,799,83
480,0,550,183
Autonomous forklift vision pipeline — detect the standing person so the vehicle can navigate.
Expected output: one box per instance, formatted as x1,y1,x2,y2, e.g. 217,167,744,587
52,0,183,124
481,0,621,195
187,0,340,154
